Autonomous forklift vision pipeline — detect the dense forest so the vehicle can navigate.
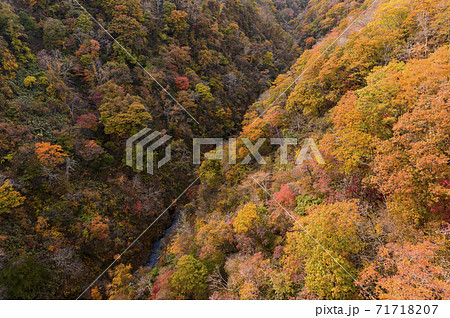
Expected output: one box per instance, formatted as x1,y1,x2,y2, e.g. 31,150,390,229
0,0,449,300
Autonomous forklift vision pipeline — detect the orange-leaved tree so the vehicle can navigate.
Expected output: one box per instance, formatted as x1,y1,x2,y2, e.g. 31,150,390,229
359,241,450,299
35,142,68,167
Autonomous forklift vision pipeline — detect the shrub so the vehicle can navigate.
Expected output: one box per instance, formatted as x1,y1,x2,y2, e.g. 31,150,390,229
23,76,36,88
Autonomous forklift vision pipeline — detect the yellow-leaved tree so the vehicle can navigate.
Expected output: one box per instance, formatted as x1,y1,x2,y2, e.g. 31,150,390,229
0,180,25,215
283,200,365,299
233,202,259,234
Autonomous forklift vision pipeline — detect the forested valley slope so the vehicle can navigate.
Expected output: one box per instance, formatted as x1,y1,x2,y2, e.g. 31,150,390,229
0,0,449,300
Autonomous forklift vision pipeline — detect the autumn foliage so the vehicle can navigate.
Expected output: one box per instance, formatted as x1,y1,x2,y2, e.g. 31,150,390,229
1,0,450,301
360,241,450,299
35,142,68,167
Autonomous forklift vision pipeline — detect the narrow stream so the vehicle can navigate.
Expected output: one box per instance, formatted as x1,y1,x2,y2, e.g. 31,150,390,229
145,209,182,268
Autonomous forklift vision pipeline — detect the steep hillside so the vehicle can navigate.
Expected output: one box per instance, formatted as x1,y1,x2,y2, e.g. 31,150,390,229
140,0,450,300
